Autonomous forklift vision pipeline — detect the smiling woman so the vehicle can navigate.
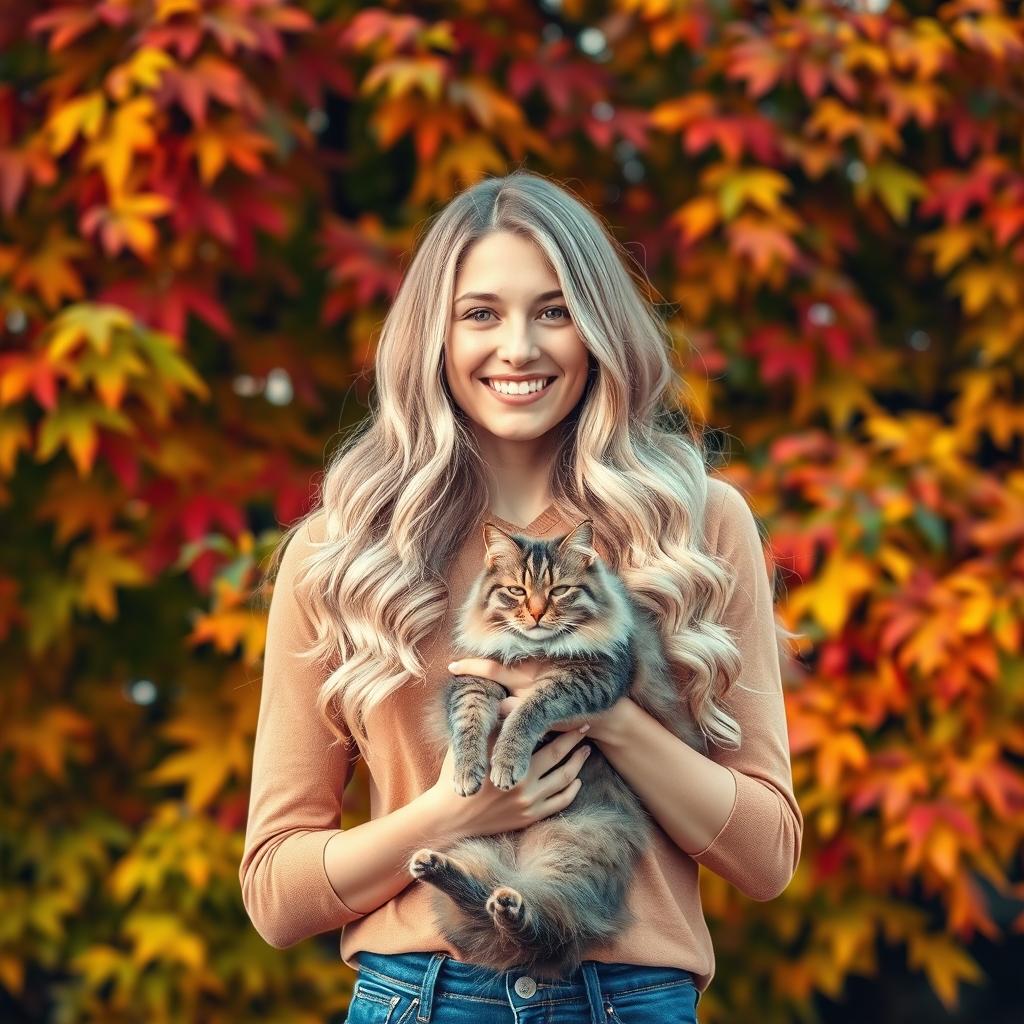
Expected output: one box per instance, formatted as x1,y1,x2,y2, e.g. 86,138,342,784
444,232,593,526
240,169,802,1024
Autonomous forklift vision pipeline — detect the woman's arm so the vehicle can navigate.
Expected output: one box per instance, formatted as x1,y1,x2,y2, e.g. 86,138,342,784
239,517,462,947
590,698,737,855
321,791,457,918
593,483,803,901
239,515,367,949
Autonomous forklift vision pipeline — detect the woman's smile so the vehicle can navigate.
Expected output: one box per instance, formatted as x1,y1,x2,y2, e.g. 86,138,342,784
479,375,558,404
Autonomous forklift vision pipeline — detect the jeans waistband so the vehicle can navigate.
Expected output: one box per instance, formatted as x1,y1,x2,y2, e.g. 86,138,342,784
351,950,697,1023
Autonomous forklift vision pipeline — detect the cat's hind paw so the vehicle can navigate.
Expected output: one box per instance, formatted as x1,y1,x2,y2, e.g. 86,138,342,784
409,848,445,879
486,886,524,929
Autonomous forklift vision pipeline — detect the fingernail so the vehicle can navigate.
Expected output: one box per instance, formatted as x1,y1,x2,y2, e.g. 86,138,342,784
579,723,590,734
447,663,457,671
582,746,592,758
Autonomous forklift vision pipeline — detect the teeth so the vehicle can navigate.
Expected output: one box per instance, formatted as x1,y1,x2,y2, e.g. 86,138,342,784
486,377,553,396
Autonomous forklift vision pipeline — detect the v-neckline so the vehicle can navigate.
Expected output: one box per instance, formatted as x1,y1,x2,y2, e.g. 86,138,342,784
481,501,562,536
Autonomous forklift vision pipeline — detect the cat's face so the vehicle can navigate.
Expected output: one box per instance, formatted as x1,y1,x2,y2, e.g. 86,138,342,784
475,520,600,638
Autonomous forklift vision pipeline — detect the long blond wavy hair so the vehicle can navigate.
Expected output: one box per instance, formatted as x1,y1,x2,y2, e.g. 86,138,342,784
260,169,798,753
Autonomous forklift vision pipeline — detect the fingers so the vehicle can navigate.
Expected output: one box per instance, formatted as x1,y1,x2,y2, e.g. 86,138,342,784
537,775,583,819
535,741,591,800
531,724,590,777
447,657,538,691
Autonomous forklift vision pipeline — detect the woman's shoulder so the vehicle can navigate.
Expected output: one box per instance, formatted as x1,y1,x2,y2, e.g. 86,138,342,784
305,508,329,545
704,476,760,555
273,509,330,592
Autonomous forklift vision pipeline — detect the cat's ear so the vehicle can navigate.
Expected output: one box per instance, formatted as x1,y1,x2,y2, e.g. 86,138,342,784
557,519,598,568
481,522,521,569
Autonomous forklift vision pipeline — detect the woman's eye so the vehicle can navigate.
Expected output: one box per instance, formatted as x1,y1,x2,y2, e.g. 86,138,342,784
466,309,495,322
506,586,526,595
550,585,571,596
541,306,571,322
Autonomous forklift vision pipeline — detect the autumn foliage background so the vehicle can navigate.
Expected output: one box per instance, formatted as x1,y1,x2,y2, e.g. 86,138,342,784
2,0,1024,1021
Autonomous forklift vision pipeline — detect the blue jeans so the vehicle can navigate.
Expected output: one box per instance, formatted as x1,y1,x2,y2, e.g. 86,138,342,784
345,950,700,1023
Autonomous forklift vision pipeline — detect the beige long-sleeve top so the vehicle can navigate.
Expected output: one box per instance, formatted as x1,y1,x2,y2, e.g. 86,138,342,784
239,476,803,994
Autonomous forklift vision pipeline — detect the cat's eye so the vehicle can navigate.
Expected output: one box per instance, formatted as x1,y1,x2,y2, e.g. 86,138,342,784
550,585,572,596
505,586,526,595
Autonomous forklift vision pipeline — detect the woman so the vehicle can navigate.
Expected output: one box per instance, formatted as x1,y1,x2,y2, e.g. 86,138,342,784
239,171,803,1023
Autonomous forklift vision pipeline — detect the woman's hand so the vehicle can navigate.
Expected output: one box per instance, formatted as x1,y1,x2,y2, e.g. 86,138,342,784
425,725,592,839
446,657,621,739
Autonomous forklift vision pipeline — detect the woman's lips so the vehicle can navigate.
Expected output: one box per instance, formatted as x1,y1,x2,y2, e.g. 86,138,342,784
479,377,556,405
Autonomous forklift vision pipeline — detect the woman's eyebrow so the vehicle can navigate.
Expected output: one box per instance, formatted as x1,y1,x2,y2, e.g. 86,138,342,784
453,289,564,305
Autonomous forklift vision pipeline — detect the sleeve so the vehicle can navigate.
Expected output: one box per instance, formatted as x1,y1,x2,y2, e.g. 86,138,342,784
238,514,366,948
689,482,804,901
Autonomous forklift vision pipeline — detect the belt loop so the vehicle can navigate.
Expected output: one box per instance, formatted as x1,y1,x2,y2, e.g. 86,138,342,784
416,952,447,1023
581,961,605,1024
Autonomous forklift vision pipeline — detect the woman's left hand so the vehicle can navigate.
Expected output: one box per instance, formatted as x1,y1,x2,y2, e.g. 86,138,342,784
446,657,618,738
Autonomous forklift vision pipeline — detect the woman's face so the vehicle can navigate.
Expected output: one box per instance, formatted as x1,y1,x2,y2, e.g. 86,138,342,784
444,230,591,447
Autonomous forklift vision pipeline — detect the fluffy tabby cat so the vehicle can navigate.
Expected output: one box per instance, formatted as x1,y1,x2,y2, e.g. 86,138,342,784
409,518,707,979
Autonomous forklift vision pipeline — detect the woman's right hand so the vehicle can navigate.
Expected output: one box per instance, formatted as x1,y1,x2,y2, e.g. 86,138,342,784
425,726,592,839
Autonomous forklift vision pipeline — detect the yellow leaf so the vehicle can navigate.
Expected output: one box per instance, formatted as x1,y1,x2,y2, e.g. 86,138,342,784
6,707,93,783
926,825,959,881
190,122,274,185
190,605,267,665
890,18,954,78
106,46,176,100
917,224,982,274
12,230,89,309
857,161,926,223
45,91,106,155
146,707,251,810
94,190,174,258
841,41,890,75
46,303,136,361
672,194,719,243
807,98,901,161
457,76,525,130
648,93,716,132
70,533,149,619
421,135,509,199
83,342,150,409
878,543,915,584
949,263,1021,315
82,96,157,196
816,730,869,790
952,14,1024,61
123,912,207,971
0,409,33,476
717,168,791,220
156,0,200,20
816,803,840,840
819,911,875,973
362,57,447,101
906,932,984,1011
69,945,127,991
788,550,874,633
35,400,135,476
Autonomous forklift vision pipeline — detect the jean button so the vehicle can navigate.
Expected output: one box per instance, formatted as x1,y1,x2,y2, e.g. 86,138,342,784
514,975,537,998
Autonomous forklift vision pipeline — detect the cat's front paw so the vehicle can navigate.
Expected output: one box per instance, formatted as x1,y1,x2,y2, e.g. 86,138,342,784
452,758,488,797
489,751,530,791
